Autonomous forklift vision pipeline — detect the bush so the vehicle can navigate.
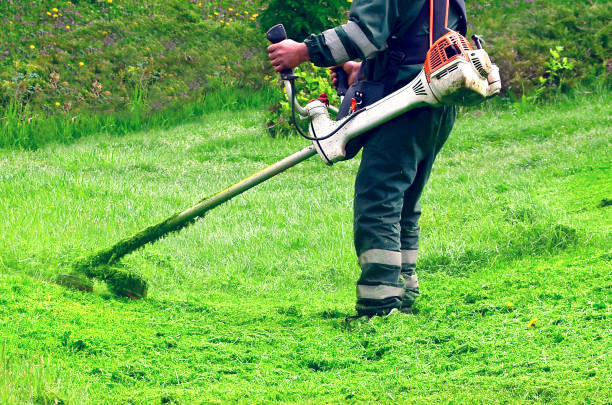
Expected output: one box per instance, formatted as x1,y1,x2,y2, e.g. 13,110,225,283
265,64,340,138
258,0,348,40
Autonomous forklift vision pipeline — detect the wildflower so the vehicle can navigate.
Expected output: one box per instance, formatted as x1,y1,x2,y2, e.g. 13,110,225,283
46,12,52,16
67,1,72,5
244,11,249,14
52,7,59,12
78,61,84,67
197,2,202,6
29,45,36,50
219,20,224,23
252,13,259,18
65,25,70,30
213,11,219,15
228,7,233,11
527,317,538,328
107,0,112,3
225,22,230,26
506,302,514,311
53,14,58,18
54,101,61,107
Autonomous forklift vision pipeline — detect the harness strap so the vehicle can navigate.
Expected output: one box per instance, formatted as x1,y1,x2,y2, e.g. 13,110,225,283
379,0,451,93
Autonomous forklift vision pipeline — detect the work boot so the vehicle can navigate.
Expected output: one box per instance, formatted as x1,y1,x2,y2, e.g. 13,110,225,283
400,270,420,313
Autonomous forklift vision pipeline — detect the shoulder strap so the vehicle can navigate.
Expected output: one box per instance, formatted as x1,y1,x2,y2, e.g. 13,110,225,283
379,0,451,92
430,0,451,46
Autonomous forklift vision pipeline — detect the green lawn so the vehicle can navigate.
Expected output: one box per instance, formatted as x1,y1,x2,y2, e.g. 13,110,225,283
0,93,610,403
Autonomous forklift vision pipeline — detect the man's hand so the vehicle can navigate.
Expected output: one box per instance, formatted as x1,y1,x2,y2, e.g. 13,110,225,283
330,61,362,89
267,40,310,72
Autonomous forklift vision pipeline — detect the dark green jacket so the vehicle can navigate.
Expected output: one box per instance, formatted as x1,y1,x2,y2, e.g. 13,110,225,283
304,0,466,85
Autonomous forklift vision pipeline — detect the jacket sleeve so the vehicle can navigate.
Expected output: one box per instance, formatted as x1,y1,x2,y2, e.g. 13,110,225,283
303,0,423,67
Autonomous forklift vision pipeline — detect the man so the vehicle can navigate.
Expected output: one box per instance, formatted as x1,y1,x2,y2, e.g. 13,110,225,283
268,0,467,317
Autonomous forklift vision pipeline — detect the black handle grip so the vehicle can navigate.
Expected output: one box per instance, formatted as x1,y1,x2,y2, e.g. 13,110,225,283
266,24,296,80
335,67,349,97
266,24,287,44
471,35,484,50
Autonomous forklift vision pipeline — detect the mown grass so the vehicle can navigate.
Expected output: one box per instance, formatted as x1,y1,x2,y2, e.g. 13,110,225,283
0,92,610,403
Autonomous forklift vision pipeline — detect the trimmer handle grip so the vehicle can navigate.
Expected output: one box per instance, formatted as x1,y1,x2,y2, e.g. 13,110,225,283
266,24,296,81
335,67,349,97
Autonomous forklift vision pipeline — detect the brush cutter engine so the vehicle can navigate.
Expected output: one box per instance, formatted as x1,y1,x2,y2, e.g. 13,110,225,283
270,26,501,165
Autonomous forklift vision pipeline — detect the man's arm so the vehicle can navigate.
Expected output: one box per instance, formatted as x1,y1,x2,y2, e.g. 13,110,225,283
267,0,405,71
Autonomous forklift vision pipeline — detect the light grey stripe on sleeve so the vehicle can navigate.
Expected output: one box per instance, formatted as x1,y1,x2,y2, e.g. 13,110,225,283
358,249,401,267
342,21,380,58
401,249,418,265
322,28,349,64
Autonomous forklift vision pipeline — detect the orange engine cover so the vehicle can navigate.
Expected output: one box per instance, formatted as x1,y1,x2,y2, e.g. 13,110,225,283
424,31,472,82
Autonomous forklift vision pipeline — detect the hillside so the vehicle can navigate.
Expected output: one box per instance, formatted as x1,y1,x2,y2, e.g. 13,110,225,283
0,0,610,148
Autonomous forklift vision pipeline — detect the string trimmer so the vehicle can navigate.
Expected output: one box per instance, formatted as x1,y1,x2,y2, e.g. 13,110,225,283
58,24,500,299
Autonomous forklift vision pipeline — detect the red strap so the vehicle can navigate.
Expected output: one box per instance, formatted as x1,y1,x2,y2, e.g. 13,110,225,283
429,0,451,47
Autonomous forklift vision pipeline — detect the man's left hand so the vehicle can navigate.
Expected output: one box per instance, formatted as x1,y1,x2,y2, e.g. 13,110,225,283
267,39,310,72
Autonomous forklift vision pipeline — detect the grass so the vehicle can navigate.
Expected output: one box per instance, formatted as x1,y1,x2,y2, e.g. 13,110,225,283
0,91,610,403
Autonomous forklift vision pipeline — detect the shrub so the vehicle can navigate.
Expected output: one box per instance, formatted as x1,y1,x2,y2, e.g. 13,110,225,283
258,0,348,40
265,64,340,138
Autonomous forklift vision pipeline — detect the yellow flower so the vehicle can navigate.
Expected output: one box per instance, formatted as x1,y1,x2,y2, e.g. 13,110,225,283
244,11,249,14
107,0,112,3
67,1,72,5
506,302,514,311
197,2,202,6
46,11,52,16
53,14,58,18
225,22,230,26
29,45,36,50
52,7,59,12
252,13,259,18
65,25,70,30
228,7,233,11
527,317,538,328
213,11,219,15
219,20,224,23
78,61,84,67
54,102,61,107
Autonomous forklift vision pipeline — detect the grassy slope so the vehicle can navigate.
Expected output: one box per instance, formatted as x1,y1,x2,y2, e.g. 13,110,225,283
0,93,611,403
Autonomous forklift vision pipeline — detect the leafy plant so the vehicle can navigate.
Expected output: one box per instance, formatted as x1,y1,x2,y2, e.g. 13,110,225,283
523,46,574,103
540,46,574,90
265,63,340,137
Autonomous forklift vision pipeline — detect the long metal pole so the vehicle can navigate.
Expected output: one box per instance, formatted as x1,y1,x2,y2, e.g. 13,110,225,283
74,144,319,271
166,145,317,227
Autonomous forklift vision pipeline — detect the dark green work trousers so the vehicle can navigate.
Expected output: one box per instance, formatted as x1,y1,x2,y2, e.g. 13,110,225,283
354,105,456,316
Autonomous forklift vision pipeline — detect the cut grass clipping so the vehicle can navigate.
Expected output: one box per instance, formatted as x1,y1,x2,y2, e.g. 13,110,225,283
58,145,315,299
